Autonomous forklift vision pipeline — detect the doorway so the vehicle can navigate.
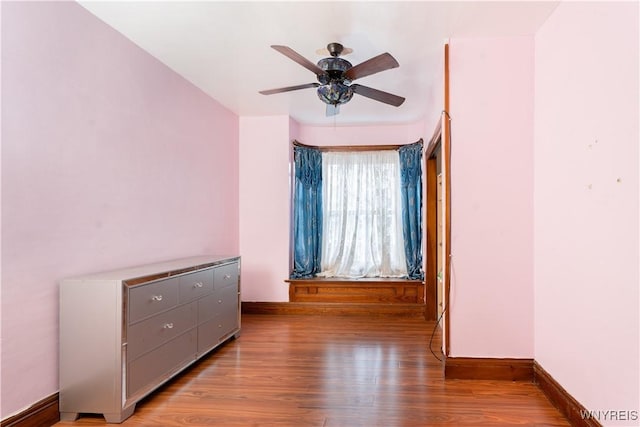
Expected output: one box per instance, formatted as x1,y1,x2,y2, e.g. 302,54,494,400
425,125,444,322
425,116,450,356
424,42,451,356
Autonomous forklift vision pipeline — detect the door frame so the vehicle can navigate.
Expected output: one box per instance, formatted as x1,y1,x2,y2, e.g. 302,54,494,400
425,122,441,322
424,43,451,356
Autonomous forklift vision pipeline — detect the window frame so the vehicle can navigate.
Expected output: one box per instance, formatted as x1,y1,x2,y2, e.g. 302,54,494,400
289,139,423,279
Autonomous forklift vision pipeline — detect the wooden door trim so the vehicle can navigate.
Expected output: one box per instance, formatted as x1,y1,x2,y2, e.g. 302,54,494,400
443,42,451,357
425,154,438,321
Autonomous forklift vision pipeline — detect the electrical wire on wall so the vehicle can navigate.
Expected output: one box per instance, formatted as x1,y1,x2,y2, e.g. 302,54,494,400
429,284,447,362
429,255,455,362
429,109,453,362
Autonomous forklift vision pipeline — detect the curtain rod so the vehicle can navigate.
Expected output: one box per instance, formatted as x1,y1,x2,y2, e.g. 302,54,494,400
292,139,423,152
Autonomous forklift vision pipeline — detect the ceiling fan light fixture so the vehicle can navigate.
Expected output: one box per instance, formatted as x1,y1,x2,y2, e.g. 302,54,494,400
317,82,353,106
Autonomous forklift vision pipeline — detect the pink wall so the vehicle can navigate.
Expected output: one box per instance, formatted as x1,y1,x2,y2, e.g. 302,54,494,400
239,115,292,302
448,37,535,357
297,120,425,147
1,2,239,419
534,2,639,422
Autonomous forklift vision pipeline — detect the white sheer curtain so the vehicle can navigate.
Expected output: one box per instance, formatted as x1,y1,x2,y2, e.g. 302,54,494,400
318,150,408,278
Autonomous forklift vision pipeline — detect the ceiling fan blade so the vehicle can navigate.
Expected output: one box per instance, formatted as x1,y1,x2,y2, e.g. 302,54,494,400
259,83,320,95
344,52,399,81
326,104,340,117
271,45,327,77
351,84,405,107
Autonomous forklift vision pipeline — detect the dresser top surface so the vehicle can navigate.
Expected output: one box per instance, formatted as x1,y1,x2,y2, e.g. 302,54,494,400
61,255,240,283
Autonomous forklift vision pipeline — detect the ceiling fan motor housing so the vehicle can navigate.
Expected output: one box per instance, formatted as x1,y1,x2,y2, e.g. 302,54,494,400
316,57,352,84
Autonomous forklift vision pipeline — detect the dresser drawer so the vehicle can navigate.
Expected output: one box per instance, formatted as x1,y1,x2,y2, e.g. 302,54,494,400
217,283,239,317
127,302,197,361
197,311,238,355
197,293,218,325
217,284,239,338
214,262,238,290
178,269,214,303
216,307,239,339
197,318,220,354
128,278,179,324
127,330,197,398
197,282,238,324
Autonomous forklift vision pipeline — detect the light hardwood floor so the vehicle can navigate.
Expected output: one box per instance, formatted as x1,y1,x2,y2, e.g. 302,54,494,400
55,314,569,426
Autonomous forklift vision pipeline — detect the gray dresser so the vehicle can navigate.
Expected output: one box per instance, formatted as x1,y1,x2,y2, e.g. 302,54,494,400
59,255,241,423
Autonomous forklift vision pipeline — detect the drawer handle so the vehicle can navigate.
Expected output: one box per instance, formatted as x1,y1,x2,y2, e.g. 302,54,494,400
218,299,223,304
163,323,174,329
151,295,163,302
224,274,231,280
193,282,204,288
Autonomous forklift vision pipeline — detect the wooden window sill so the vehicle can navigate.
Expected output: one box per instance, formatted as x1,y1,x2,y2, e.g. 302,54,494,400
285,278,425,304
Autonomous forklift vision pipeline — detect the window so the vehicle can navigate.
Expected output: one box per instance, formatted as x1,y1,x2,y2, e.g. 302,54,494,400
291,141,423,280
319,151,407,278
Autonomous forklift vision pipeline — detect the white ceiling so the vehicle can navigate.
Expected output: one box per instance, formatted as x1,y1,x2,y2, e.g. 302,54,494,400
78,1,559,126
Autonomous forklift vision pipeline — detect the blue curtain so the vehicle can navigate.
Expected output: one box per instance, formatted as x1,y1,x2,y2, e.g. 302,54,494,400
399,141,424,280
291,145,323,278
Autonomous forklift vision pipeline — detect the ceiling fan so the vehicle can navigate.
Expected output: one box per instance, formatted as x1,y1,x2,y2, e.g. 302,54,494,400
259,42,405,116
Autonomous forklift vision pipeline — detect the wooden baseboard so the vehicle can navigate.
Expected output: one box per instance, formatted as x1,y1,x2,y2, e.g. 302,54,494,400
444,357,534,381
0,393,59,427
242,301,426,317
286,279,425,304
534,361,603,427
